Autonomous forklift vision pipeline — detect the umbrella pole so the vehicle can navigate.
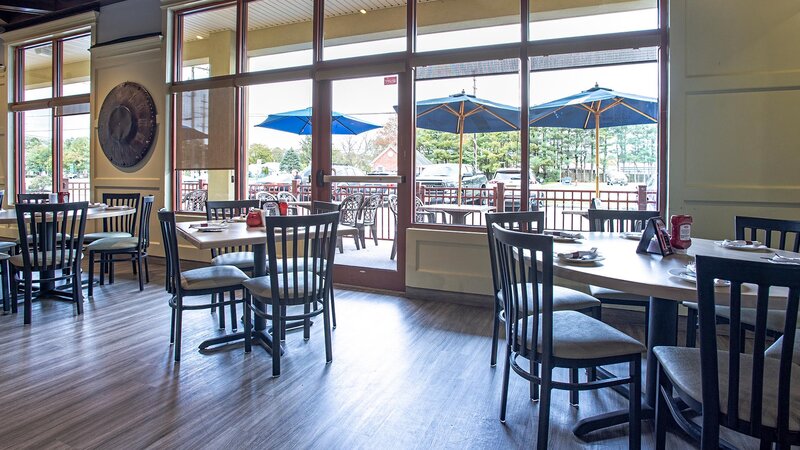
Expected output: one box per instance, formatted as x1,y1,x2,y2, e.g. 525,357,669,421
457,118,465,206
594,113,600,198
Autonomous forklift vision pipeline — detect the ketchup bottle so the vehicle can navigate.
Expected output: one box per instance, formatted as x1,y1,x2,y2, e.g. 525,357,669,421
670,215,693,251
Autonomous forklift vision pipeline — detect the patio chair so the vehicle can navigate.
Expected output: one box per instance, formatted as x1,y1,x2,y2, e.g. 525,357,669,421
182,189,207,212
276,191,299,215
356,193,382,248
388,195,398,260
338,194,363,251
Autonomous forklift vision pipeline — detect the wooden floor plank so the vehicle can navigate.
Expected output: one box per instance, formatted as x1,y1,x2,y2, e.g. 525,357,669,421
0,262,727,449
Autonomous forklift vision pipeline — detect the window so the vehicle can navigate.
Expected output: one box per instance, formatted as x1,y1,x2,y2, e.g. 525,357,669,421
12,32,92,200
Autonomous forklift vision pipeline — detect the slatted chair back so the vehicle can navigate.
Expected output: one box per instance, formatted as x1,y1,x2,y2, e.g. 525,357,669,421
205,199,260,258
263,212,339,307
492,224,554,365
587,209,660,233
16,193,49,204
485,211,545,297
158,209,182,296
358,193,383,226
339,194,362,226
15,201,88,273
735,216,800,253
100,193,140,235
694,255,800,448
136,196,155,251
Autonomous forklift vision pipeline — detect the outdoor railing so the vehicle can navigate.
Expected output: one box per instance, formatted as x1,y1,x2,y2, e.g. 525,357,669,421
65,179,91,202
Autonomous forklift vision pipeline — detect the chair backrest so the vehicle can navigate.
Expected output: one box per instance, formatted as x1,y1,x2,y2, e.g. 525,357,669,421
17,193,49,204
255,191,277,204
263,212,340,306
339,194,362,226
276,191,298,202
694,255,800,446
15,201,88,271
492,224,554,364
358,193,383,225
158,209,182,295
136,195,155,250
414,196,433,223
388,195,398,218
587,209,660,232
485,211,545,296
735,216,800,253
205,199,260,257
100,193,140,235
182,189,207,212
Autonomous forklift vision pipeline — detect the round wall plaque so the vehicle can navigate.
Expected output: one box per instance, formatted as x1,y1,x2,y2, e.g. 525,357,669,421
98,81,157,169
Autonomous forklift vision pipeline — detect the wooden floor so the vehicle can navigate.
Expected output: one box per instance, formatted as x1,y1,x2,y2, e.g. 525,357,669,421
0,263,716,449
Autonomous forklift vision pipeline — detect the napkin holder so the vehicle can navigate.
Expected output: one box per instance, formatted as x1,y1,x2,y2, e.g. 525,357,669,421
636,217,674,256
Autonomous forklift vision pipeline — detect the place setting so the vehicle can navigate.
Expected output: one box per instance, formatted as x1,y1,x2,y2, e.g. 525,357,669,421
713,239,770,251
667,263,731,287
188,221,229,232
544,230,584,243
555,247,605,265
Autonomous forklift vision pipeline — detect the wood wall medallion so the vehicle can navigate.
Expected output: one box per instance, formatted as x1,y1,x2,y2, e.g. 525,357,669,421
98,82,157,169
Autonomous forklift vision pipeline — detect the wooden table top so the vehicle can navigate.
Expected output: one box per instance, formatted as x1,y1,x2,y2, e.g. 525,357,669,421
176,221,348,250
535,233,798,304
0,205,136,224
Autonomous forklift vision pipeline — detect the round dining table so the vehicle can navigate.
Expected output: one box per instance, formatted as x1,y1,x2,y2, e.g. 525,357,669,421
535,232,800,437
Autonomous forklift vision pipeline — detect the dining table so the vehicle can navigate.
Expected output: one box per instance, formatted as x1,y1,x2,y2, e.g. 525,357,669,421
530,232,799,437
175,220,347,354
418,203,494,225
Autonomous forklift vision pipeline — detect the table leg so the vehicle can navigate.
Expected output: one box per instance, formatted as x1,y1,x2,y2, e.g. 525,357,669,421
573,296,678,438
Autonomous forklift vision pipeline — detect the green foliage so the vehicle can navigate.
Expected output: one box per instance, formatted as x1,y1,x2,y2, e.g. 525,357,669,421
62,137,89,177
279,148,303,173
247,143,275,165
24,136,53,177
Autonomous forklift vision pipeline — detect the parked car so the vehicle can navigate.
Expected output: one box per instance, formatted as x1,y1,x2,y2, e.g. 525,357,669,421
605,171,629,186
560,176,573,185
487,168,541,210
416,163,487,204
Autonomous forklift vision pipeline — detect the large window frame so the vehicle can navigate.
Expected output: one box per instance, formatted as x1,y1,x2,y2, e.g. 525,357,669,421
169,0,668,219
11,30,92,200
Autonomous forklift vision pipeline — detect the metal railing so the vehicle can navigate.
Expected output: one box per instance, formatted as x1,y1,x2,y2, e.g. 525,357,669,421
65,179,91,202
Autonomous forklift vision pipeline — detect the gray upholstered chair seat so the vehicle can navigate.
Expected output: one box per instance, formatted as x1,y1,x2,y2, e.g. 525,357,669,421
179,266,248,291
10,250,80,267
654,346,800,431
243,272,324,302
86,236,139,251
83,231,132,243
765,334,800,364
0,253,10,261
589,286,648,302
682,302,793,333
0,241,15,252
518,310,644,360
211,252,255,269
499,283,600,312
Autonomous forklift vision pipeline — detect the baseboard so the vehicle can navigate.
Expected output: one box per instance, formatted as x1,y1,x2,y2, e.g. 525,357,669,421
405,286,493,309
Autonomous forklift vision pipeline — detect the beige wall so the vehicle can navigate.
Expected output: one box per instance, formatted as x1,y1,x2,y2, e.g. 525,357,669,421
668,0,800,239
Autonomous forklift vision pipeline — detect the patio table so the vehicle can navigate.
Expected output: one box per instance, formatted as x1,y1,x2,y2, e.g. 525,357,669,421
419,204,494,225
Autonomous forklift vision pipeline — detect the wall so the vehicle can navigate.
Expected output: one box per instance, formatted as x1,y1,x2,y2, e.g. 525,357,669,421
668,0,800,239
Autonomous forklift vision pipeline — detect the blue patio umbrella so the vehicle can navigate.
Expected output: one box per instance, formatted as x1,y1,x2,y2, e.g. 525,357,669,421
255,107,382,135
530,84,658,196
413,91,520,205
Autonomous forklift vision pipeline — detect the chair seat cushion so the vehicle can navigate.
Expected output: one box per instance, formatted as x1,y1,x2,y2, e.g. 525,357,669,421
338,224,359,236
653,346,800,431
765,334,800,364
498,283,600,312
242,272,324,303
0,241,16,253
84,231,132,243
519,310,645,360
87,237,139,251
589,286,649,303
211,252,254,269
0,253,10,261
682,302,792,333
10,250,80,267
180,266,249,291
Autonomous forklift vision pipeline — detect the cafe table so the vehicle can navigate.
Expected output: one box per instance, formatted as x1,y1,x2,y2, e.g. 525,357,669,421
529,232,798,437
176,220,346,354
418,203,494,225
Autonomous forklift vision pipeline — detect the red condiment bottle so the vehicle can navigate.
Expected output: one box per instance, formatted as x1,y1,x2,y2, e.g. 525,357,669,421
670,215,693,251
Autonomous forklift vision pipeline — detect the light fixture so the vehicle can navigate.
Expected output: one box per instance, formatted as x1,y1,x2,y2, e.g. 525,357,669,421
359,9,367,14
196,35,204,40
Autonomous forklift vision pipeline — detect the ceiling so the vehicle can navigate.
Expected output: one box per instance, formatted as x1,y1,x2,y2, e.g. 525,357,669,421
0,0,124,31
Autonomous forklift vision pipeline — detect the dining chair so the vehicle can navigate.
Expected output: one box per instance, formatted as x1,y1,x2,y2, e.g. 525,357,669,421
83,193,140,243
12,201,88,325
158,209,249,362
492,225,644,450
355,193,382,248
87,195,154,295
0,246,11,314
486,211,603,405
654,255,800,450
16,193,50,204
684,216,800,347
587,208,661,344
243,211,339,377
204,199,259,329
311,201,344,327
415,196,437,223
338,194,363,251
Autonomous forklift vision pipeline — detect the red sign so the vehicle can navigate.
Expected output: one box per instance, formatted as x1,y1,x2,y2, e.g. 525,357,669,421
384,76,398,85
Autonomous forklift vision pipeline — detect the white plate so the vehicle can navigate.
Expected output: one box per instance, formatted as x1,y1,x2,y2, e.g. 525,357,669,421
88,203,107,209
557,254,605,265
622,232,643,240
667,268,731,287
105,205,131,210
544,231,583,243
714,240,769,251
195,226,227,232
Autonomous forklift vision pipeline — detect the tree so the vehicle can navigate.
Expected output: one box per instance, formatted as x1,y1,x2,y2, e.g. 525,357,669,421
247,143,275,165
62,136,90,178
279,148,303,173
24,137,52,177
